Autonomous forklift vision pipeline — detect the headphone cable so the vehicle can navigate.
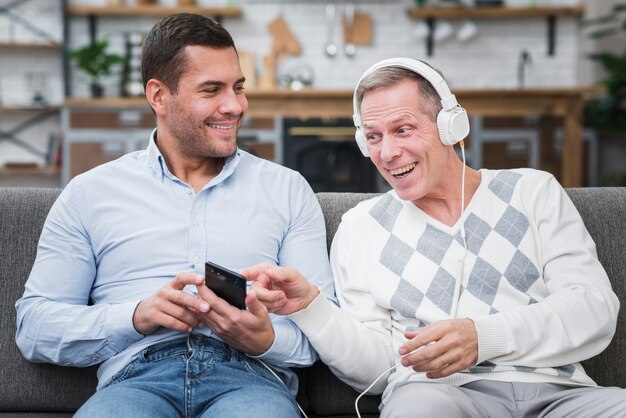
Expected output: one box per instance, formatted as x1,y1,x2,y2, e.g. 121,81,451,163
450,140,468,319
356,139,471,418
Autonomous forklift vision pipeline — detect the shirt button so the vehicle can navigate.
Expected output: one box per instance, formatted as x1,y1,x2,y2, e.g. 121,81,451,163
193,256,200,264
193,218,199,226
127,339,135,343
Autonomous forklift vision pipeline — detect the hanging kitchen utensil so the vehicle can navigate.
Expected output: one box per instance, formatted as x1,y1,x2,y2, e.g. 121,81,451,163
267,15,301,58
343,3,356,57
351,11,373,46
258,54,277,90
238,50,257,88
324,3,338,58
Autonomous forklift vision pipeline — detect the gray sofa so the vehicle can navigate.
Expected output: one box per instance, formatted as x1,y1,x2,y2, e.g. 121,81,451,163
1,187,625,417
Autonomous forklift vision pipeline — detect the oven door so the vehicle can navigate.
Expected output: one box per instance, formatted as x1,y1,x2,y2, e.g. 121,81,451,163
282,117,378,193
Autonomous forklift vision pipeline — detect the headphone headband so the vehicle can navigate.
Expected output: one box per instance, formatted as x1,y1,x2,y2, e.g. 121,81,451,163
353,57,458,126
352,57,469,157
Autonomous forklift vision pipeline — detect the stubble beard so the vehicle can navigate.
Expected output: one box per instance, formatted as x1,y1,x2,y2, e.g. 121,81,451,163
170,112,240,160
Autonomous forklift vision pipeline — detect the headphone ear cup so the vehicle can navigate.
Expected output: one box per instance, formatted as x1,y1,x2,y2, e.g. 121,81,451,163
354,128,370,157
436,110,459,146
450,107,470,144
437,107,470,146
436,111,449,145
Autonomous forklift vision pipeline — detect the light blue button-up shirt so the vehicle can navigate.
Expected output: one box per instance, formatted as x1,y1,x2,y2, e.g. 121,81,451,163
16,132,335,394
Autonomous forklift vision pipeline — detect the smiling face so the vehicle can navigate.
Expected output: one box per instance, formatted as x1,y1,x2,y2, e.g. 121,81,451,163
361,78,455,203
160,45,248,160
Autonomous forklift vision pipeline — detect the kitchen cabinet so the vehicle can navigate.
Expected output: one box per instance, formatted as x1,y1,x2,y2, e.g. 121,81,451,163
406,6,585,56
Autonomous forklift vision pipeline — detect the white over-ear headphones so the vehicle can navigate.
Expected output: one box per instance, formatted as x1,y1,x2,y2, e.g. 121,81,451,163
352,57,470,157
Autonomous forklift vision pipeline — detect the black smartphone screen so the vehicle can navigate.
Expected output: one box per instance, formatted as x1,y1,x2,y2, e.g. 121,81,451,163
204,261,247,309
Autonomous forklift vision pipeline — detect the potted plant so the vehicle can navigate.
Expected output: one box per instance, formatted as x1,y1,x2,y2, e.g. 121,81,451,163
68,36,124,98
584,3,626,185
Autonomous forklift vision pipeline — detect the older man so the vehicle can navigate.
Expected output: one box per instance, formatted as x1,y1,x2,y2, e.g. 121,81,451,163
245,58,626,417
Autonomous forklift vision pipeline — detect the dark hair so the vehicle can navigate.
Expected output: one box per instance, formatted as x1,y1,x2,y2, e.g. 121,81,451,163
141,13,236,93
355,66,443,121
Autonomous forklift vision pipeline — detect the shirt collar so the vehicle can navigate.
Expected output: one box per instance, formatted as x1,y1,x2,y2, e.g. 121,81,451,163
145,128,242,185
146,129,166,181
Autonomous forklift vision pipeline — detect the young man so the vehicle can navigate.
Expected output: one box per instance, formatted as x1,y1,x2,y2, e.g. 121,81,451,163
16,14,334,417
245,58,626,417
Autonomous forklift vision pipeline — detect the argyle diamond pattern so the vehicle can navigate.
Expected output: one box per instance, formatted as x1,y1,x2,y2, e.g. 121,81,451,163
371,171,540,321
365,170,577,380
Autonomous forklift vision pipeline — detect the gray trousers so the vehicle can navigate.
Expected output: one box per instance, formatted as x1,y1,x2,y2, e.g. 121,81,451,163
381,380,626,418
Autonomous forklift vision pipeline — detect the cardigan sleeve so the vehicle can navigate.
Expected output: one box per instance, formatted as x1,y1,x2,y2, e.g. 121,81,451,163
288,221,395,394
472,173,619,367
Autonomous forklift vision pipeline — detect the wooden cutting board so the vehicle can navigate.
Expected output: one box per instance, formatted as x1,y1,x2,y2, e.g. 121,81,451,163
238,50,257,88
345,12,373,46
267,16,302,56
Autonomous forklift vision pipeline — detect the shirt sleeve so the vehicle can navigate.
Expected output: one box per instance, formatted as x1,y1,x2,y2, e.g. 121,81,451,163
15,180,143,367
253,175,337,367
472,174,620,367
288,220,395,394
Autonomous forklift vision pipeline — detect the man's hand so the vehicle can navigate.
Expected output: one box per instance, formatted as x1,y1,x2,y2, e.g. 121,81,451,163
398,318,478,379
195,284,275,356
241,263,319,315
133,272,209,335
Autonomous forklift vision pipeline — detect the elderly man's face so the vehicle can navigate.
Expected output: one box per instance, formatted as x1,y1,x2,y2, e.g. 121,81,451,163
360,78,452,203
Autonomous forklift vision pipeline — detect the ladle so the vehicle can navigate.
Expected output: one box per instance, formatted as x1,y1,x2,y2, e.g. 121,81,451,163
344,3,356,57
324,3,337,58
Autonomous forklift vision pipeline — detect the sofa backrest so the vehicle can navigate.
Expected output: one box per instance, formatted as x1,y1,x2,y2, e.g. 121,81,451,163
1,187,624,414
0,188,97,414
565,188,626,387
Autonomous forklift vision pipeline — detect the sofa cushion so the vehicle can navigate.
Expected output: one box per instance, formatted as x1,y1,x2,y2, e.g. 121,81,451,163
304,361,380,418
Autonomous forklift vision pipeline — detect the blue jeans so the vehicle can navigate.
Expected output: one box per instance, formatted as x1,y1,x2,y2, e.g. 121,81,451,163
75,334,300,418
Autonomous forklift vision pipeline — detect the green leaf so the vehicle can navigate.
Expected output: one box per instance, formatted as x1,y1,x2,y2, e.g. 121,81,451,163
583,14,617,27
588,28,619,39
68,36,124,81
614,4,626,12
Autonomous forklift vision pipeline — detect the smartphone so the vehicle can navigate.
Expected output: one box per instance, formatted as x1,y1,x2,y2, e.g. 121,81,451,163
205,261,247,309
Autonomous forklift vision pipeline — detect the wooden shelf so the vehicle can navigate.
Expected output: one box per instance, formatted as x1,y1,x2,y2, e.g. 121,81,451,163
0,105,62,112
407,6,585,19
407,6,584,57
64,97,148,108
0,42,61,49
0,165,60,175
66,5,243,18
63,86,602,117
